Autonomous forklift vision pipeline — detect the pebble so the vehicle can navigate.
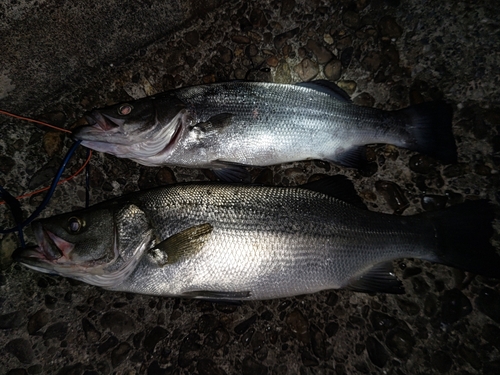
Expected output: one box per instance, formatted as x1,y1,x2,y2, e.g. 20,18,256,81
361,51,381,72
482,323,500,350
144,326,168,353
274,28,300,50
310,324,327,360
27,309,49,334
280,0,295,16
424,293,438,317
475,287,500,324
184,31,199,46
234,314,257,334
56,363,84,375
178,333,202,368
409,154,436,174
301,350,319,367
325,321,339,337
0,310,25,329
28,158,60,189
82,318,101,343
369,311,397,331
323,59,342,81
43,132,63,157
197,358,227,375
306,39,333,64
250,8,267,28
274,62,292,83
397,298,420,316
285,308,309,344
100,310,136,336
343,10,360,29
340,46,354,68
250,330,265,352
205,326,230,349
375,180,409,214
231,35,251,44
336,80,356,96
98,335,119,355
43,322,68,340
111,342,131,367
421,195,447,211
378,16,403,39
385,328,415,358
443,163,468,178
431,350,453,373
412,276,430,295
402,267,422,279
5,338,34,364
353,92,375,107
294,58,319,81
242,355,268,375
458,344,482,370
366,336,388,368
44,294,57,309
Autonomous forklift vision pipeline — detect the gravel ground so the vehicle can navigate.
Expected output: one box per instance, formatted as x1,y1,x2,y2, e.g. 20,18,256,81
1,0,500,374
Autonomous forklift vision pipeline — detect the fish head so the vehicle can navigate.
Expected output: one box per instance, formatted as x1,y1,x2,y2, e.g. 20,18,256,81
73,94,187,164
13,202,154,288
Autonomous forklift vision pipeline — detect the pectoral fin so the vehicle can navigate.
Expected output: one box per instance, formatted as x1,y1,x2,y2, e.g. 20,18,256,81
149,223,213,267
194,113,234,133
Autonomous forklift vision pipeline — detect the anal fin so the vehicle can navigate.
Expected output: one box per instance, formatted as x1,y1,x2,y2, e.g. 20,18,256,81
183,290,252,301
346,262,404,294
329,146,367,168
212,160,251,183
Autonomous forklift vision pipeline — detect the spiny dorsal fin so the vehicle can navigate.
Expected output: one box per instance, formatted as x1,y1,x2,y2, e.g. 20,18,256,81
296,80,352,103
301,175,367,209
149,223,213,267
346,262,404,294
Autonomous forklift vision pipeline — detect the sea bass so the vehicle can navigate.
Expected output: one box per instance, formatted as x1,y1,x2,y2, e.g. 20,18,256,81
13,177,498,300
73,81,457,181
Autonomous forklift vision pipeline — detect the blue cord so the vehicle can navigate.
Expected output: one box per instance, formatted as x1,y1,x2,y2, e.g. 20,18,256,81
0,140,82,238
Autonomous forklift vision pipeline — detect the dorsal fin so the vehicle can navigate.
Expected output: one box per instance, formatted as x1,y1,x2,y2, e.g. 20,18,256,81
301,175,367,209
296,80,352,102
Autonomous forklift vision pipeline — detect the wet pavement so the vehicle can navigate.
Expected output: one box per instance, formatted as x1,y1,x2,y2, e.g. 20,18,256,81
1,0,500,374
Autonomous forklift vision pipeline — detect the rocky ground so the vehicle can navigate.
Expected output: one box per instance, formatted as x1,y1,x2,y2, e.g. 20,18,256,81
1,0,500,374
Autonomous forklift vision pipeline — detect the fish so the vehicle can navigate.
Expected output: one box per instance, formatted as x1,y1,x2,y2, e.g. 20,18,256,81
13,176,499,300
73,80,457,181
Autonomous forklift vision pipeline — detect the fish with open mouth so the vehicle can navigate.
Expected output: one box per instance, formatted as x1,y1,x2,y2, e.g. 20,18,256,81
13,177,499,300
73,81,457,181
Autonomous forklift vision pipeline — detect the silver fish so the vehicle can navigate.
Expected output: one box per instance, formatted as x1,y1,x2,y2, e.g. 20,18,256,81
13,177,498,300
73,81,457,181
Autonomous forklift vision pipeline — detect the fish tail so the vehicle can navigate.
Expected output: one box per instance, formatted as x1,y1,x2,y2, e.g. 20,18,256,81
400,101,457,164
423,199,500,278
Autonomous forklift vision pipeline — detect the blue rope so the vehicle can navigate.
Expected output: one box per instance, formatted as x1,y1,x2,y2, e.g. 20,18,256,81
0,140,82,241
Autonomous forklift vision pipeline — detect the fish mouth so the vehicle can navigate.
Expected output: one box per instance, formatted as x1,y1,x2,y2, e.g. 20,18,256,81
73,110,125,141
12,223,74,268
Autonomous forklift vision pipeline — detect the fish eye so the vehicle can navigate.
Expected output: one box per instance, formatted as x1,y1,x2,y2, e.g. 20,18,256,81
68,217,84,233
118,104,133,115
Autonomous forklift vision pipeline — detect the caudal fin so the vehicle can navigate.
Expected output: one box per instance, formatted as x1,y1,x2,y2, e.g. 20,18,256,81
400,101,457,164
424,200,500,279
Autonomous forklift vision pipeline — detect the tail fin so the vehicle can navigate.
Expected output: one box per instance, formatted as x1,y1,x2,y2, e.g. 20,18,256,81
400,101,457,164
424,200,500,279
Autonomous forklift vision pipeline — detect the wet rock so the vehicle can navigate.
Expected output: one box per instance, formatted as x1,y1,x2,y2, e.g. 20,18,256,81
325,321,339,337
155,167,176,185
482,324,500,350
241,328,255,346
375,180,409,214
412,276,430,295
409,155,436,174
144,326,168,353
306,40,333,64
310,324,327,360
294,58,319,81
370,311,398,331
343,10,360,29
325,291,338,306
250,330,265,352
197,314,219,334
274,62,292,83
44,294,57,309
475,287,500,324
324,59,342,81
5,338,34,364
56,363,84,375
197,358,227,375
274,28,300,50
245,44,259,58
280,0,295,16
443,163,468,178
286,308,309,344
82,318,101,343
396,298,420,316
301,350,319,366
239,17,252,32
0,310,25,329
0,156,16,174
43,131,63,157
111,342,131,367
366,336,388,368
378,16,402,39
337,80,356,96
100,310,135,336
0,233,17,269
242,355,267,375
185,31,199,46
421,195,448,211
250,8,267,28
424,293,438,317
232,35,251,44
43,322,68,340
178,333,202,368
340,46,354,68
431,350,452,373
361,51,381,72
28,158,60,189
266,55,279,67
385,328,415,358
234,314,257,334
98,335,119,354
353,92,375,107
205,326,230,349
27,309,49,334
